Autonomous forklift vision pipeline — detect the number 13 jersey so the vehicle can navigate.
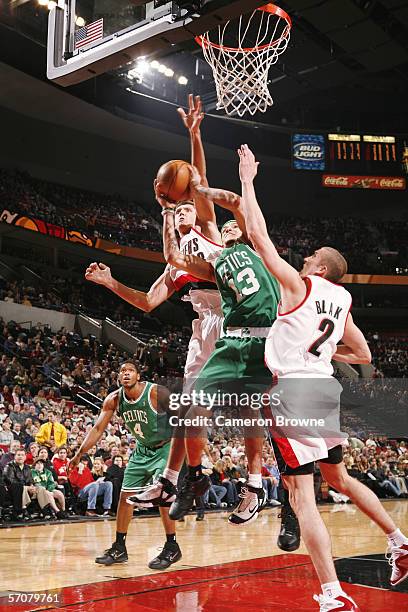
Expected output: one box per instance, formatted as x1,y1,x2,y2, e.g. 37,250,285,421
212,242,280,331
265,274,352,378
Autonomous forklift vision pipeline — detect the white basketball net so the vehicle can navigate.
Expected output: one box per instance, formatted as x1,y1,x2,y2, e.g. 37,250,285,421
197,5,291,117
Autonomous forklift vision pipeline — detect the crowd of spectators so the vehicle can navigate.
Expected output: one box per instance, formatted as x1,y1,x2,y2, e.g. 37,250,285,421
367,332,408,378
1,168,407,274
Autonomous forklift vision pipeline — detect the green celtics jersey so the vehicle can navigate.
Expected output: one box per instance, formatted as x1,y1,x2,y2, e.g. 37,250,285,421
117,382,172,448
214,242,280,330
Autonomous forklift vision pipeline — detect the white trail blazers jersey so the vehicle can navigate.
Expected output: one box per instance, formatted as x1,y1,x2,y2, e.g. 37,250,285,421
265,274,352,378
169,227,222,314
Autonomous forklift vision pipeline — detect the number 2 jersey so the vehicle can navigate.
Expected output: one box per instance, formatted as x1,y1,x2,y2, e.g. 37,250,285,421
212,242,280,330
265,274,352,378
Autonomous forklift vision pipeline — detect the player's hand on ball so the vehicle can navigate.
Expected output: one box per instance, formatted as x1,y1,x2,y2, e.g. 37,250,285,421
85,262,112,286
238,144,259,183
154,179,175,208
188,165,203,194
177,94,204,134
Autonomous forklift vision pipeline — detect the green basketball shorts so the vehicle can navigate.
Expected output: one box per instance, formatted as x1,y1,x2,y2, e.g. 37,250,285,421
121,441,171,492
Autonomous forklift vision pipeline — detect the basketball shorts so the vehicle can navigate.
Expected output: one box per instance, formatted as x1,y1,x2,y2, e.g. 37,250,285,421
121,441,171,492
195,337,272,398
272,441,343,476
183,308,224,393
267,376,347,470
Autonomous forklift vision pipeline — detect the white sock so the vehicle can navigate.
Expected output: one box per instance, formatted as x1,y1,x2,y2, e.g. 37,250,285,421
321,581,343,599
248,473,262,489
387,528,408,548
163,468,179,486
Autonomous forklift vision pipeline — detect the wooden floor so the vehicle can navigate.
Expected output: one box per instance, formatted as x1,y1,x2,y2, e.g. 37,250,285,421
1,501,407,610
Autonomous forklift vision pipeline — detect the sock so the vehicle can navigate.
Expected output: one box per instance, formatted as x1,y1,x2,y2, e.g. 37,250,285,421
322,581,343,599
163,468,179,486
115,531,127,548
187,464,202,480
166,533,176,544
248,473,262,489
387,528,408,548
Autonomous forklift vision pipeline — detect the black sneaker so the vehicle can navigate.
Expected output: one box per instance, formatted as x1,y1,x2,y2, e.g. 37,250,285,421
228,485,266,526
169,475,210,520
127,476,177,508
196,512,204,521
95,543,128,565
148,541,182,570
277,503,301,552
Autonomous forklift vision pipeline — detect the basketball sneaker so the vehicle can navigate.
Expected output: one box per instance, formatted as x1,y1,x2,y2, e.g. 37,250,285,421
277,503,300,552
95,543,128,565
387,543,408,586
126,476,177,508
148,541,182,570
228,485,266,526
169,474,211,520
313,592,360,611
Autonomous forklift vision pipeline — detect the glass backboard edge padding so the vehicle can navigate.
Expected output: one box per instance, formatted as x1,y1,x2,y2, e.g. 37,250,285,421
47,6,195,87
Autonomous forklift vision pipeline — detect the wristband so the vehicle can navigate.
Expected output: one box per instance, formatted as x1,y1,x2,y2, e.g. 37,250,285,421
161,208,175,216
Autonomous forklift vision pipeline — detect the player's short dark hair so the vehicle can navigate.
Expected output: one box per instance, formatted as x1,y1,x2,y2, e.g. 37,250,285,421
175,200,195,211
320,247,348,282
119,360,139,373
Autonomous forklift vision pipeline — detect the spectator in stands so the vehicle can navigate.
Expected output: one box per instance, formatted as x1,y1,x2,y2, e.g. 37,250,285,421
105,455,125,513
3,448,36,520
52,446,70,494
0,419,14,448
206,460,228,509
33,389,50,409
25,442,39,466
69,456,113,516
366,436,377,449
261,457,281,507
9,404,28,427
95,438,110,461
367,459,401,497
11,422,25,446
0,440,20,469
35,410,67,450
31,458,66,519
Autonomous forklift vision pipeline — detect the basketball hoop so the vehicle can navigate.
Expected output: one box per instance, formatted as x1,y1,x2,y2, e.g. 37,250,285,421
196,4,292,117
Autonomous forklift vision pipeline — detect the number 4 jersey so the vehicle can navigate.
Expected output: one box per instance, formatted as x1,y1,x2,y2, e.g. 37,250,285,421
212,242,280,330
265,274,352,378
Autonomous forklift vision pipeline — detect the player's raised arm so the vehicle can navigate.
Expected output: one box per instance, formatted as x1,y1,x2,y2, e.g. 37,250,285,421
188,165,248,239
85,262,175,313
238,144,304,297
333,313,372,364
155,183,216,283
178,94,220,243
68,392,118,473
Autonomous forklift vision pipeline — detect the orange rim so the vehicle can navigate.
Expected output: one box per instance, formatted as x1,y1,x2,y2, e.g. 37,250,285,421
195,3,292,54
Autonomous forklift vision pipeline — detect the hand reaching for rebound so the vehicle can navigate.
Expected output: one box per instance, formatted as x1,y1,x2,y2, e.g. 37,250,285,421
85,262,112,286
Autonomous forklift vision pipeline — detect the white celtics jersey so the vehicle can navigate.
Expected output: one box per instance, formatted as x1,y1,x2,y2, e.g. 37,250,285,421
265,274,352,378
169,227,222,313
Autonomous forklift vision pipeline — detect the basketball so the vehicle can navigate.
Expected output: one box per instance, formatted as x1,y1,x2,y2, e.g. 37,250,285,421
156,160,192,203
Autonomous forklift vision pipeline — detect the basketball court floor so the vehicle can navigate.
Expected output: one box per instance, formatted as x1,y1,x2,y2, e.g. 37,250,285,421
1,501,407,611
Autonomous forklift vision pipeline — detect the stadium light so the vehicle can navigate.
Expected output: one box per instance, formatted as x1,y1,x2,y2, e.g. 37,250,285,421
165,68,174,77
75,16,86,27
158,64,167,73
178,76,188,85
38,0,48,6
150,60,160,70
48,0,57,9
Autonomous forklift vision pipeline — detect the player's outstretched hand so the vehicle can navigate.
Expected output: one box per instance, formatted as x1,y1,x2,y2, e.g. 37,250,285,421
85,262,112,286
238,144,259,184
177,94,204,134
154,179,176,208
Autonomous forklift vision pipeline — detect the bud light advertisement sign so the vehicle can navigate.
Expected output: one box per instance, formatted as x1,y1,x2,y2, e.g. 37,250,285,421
293,134,325,170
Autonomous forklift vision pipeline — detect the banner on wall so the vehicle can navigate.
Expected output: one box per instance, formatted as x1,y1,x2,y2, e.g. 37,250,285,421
0,210,165,263
293,134,325,170
322,175,406,190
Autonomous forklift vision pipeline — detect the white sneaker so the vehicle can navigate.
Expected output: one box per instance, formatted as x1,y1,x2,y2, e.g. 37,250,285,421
126,476,177,508
339,494,350,503
228,485,266,526
269,499,282,507
387,543,408,586
313,592,360,611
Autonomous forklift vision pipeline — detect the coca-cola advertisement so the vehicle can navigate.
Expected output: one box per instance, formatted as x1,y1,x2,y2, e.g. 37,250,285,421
322,174,406,190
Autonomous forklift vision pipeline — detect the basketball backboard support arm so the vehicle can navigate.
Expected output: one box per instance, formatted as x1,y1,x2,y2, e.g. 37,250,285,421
47,0,266,87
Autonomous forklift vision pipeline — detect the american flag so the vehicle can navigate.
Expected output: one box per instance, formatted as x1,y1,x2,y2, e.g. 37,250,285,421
74,18,104,50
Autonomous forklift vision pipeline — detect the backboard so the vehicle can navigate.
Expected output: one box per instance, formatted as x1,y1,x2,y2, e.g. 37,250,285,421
47,1,266,87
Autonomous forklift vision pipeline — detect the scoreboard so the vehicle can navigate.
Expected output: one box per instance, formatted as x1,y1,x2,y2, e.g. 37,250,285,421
327,134,402,176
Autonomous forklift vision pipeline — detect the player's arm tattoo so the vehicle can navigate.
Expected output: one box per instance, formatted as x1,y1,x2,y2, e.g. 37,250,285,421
162,211,215,282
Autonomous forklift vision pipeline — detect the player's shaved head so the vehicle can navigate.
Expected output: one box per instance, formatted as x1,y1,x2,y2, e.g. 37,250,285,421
120,360,139,373
319,247,348,282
